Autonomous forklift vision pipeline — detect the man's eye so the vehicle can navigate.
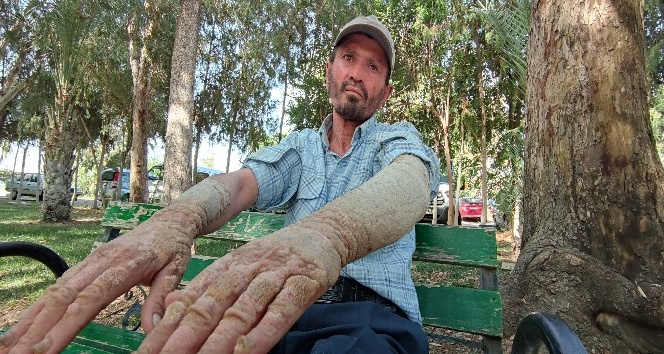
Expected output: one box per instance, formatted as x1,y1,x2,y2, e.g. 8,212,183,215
343,54,353,61
369,64,378,72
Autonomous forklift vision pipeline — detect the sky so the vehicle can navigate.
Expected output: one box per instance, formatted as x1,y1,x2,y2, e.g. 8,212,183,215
0,140,246,175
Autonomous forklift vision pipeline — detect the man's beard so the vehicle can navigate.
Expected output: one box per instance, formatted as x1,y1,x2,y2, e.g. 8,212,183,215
329,79,385,122
335,93,366,122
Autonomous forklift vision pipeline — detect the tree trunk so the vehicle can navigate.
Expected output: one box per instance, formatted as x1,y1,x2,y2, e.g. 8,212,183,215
92,140,107,209
42,104,77,221
36,140,42,198
475,32,489,225
442,87,457,225
17,143,28,200
225,117,236,174
128,0,159,203
162,0,201,205
192,115,202,182
70,149,79,204
503,0,664,352
279,49,290,142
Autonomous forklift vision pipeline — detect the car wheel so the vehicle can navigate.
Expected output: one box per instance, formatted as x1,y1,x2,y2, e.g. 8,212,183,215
457,213,462,225
121,193,130,202
38,191,44,202
10,190,18,200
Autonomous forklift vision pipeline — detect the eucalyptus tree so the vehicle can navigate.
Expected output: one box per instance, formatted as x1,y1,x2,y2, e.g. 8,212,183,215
199,0,280,171
503,0,664,351
128,0,176,203
161,0,201,204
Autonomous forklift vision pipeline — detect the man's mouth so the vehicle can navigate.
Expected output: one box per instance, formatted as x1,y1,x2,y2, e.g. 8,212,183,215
341,82,367,100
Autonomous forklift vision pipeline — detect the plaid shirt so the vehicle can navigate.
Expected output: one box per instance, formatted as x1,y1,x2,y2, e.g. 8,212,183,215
244,114,439,323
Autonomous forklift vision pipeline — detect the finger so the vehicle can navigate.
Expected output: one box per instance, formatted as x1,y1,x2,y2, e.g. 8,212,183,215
141,263,188,333
158,268,257,354
0,297,45,349
11,284,80,353
20,264,142,354
234,275,323,354
138,258,234,351
197,273,284,353
137,289,201,354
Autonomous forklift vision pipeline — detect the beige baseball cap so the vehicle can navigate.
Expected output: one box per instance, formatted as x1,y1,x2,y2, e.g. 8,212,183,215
334,15,395,72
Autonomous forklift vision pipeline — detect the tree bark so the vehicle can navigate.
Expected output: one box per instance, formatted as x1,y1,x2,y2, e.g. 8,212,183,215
128,0,159,203
162,0,201,205
475,31,489,225
42,102,77,221
17,143,28,200
503,0,664,352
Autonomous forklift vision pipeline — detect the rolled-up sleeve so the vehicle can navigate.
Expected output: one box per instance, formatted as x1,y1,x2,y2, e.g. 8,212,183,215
373,122,441,200
243,132,302,211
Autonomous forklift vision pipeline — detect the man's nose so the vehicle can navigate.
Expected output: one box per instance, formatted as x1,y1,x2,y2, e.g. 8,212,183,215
347,64,365,83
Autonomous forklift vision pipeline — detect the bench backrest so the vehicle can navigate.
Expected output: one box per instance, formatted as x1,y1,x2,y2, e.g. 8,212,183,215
101,203,499,268
101,202,502,339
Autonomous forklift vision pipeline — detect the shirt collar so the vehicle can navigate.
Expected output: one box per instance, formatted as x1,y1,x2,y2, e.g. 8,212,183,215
319,114,377,149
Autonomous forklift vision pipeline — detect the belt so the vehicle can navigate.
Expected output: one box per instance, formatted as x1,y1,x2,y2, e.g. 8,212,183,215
315,276,408,319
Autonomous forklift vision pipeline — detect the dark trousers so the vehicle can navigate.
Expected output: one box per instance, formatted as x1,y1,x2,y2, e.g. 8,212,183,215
268,301,429,354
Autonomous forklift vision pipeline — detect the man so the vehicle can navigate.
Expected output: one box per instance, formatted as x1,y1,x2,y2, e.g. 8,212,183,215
1,15,439,354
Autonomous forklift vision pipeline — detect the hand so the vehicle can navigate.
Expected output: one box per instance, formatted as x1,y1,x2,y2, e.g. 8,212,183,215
0,219,194,354
136,225,342,354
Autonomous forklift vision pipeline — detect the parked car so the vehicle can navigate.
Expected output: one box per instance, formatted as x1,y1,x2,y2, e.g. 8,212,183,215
421,179,461,225
100,168,160,202
458,197,483,221
101,165,222,203
5,172,83,201
488,199,507,230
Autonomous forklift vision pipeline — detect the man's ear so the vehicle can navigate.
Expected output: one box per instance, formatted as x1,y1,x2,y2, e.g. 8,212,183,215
380,84,394,106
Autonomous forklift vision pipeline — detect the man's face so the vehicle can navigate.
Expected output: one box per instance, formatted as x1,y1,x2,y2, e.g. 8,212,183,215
326,33,393,122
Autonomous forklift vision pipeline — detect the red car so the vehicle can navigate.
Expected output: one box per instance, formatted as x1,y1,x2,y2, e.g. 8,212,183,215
458,197,483,221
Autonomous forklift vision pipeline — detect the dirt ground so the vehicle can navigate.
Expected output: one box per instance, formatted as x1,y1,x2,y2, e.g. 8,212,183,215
2,228,518,353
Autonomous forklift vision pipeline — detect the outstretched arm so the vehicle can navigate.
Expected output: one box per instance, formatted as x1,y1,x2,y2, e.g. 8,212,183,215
0,168,258,354
136,154,431,354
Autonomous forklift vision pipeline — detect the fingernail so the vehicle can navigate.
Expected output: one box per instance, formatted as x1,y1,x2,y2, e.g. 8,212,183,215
152,313,162,326
234,335,253,353
0,330,13,346
33,336,53,354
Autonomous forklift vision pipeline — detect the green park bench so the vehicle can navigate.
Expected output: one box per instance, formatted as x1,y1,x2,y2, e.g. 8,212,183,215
0,202,587,353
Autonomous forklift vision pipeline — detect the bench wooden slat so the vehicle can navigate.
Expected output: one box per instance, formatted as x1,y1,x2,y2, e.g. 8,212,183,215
414,224,498,269
100,203,164,230
416,285,503,337
102,203,497,270
63,341,121,354
66,322,143,353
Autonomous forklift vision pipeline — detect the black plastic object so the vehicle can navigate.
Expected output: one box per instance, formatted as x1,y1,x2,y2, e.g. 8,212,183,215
0,241,69,277
512,312,587,354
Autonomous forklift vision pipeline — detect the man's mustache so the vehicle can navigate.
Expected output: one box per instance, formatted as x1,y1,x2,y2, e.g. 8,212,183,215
341,81,368,100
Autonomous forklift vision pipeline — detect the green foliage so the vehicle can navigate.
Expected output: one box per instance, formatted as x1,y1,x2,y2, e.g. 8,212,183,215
476,0,529,98
3,0,662,221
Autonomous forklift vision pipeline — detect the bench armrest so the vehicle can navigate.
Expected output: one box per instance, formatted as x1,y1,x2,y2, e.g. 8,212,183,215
511,312,587,354
0,241,69,278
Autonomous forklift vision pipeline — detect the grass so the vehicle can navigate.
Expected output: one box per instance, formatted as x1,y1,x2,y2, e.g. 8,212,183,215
0,200,104,326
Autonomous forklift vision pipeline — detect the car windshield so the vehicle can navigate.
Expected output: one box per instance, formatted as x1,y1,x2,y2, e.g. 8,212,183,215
461,197,482,203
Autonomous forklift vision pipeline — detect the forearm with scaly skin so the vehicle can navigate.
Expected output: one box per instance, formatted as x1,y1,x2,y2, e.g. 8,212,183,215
296,154,431,267
142,177,233,244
